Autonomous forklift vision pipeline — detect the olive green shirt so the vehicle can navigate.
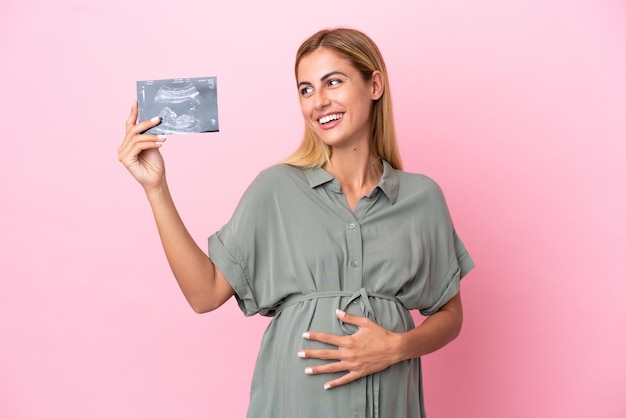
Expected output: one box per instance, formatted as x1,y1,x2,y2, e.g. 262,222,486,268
208,160,474,418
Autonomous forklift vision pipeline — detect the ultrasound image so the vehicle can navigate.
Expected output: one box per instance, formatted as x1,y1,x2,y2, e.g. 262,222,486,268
137,77,219,135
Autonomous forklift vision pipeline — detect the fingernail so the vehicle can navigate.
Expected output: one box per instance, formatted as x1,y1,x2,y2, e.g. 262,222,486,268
151,116,161,123
302,332,310,339
324,383,331,390
336,309,346,318
297,351,306,358
157,135,166,140
304,368,313,375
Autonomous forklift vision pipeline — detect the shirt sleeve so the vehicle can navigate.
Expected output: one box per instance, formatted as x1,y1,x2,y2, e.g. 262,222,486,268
416,229,474,316
208,230,259,316
406,177,475,316
207,172,272,317
207,165,299,317
454,229,475,279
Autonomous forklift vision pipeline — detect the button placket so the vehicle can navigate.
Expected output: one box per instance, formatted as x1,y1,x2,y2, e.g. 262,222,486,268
345,219,363,288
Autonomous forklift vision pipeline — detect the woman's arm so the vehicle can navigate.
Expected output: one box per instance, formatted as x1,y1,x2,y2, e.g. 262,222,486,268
298,292,463,389
394,292,463,360
144,180,235,313
118,102,234,313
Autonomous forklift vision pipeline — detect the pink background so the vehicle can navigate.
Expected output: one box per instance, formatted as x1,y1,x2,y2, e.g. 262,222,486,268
1,0,625,416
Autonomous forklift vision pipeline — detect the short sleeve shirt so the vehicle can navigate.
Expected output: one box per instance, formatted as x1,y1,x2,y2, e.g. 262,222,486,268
208,160,474,418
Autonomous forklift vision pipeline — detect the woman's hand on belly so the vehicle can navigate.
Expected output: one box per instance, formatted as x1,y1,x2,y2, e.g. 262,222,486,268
297,309,404,390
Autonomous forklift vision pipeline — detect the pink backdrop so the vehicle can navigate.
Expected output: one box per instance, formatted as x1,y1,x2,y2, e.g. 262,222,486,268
1,0,625,416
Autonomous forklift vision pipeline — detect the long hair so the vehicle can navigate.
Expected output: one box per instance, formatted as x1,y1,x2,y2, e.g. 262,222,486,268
282,28,403,170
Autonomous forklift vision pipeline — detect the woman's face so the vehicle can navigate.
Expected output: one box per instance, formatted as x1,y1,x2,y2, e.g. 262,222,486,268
296,47,383,150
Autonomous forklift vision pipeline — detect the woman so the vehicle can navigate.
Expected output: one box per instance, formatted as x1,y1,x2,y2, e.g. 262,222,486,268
118,28,474,418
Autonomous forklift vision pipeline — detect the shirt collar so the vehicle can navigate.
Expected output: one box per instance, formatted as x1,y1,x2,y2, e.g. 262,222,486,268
303,159,399,205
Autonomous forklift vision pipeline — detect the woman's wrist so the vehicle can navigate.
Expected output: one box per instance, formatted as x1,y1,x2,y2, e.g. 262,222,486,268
144,178,170,202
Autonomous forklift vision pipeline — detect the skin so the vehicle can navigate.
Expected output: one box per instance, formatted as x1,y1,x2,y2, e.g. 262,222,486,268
118,47,463,392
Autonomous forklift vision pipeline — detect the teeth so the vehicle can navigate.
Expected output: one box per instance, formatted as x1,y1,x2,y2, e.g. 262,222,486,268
319,113,342,124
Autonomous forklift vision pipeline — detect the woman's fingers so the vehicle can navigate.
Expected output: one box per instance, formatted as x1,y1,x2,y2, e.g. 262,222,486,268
126,115,162,140
125,100,163,137
303,362,362,390
119,133,165,164
125,100,139,132
119,100,164,163
118,100,168,189
302,331,343,347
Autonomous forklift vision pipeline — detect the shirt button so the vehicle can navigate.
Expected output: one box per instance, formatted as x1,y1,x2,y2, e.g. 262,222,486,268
349,223,356,229
350,261,358,267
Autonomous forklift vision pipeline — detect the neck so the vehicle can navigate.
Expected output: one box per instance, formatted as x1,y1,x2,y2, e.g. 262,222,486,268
324,145,383,196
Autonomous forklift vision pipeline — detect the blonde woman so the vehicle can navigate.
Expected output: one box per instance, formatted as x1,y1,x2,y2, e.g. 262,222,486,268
118,27,474,418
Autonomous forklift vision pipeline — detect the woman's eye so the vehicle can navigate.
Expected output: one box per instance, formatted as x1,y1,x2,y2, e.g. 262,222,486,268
328,79,341,87
300,86,313,95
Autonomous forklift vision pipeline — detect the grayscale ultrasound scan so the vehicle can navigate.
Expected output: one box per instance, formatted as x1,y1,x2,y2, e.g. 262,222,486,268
137,77,219,135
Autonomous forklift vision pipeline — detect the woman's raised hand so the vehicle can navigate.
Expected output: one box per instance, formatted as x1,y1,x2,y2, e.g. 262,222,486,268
118,101,167,191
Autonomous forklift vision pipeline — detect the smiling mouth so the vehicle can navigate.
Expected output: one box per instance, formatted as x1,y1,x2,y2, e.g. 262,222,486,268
318,113,343,125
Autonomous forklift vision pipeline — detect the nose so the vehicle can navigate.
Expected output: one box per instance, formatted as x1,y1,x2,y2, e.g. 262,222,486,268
314,89,330,109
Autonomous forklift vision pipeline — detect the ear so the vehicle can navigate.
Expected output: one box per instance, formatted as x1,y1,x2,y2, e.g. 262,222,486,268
370,70,385,100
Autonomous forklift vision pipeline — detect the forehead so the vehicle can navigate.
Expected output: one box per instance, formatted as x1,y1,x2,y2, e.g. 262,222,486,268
296,47,355,82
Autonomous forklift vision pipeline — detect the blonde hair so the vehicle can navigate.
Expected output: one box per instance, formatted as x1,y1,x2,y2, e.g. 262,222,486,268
282,28,403,170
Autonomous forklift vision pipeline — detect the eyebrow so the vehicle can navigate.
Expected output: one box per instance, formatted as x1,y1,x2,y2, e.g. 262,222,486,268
297,71,349,88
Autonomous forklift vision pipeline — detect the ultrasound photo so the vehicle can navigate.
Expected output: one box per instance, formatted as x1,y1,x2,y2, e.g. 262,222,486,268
137,77,219,135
